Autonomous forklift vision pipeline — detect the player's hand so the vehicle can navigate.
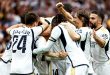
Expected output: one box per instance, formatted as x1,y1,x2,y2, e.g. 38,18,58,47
59,51,68,58
15,24,25,27
56,2,64,8
92,29,96,38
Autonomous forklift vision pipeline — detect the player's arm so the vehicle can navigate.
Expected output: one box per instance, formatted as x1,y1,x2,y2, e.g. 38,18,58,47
41,23,51,37
56,2,76,26
33,36,46,53
36,36,67,59
93,29,109,48
43,51,68,59
6,24,24,34
39,34,68,59
32,17,50,36
33,26,61,54
64,25,80,41
32,40,53,54
0,39,12,62
0,53,3,57
39,17,49,32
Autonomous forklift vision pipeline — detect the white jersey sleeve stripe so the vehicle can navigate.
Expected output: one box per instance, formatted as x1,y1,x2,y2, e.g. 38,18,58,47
104,41,110,61
31,29,35,51
49,37,57,42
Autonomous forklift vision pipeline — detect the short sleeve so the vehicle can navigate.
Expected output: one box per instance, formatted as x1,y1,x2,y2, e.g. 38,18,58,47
35,36,46,48
100,29,109,47
32,26,43,37
49,26,61,41
76,27,88,41
33,26,62,54
9,29,15,35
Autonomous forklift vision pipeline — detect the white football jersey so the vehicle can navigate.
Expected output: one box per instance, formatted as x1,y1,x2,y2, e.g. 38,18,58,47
75,27,92,60
9,26,43,74
75,27,90,41
48,22,76,75
0,39,12,75
90,26,110,63
34,22,89,67
44,17,54,24
1,39,12,63
58,24,89,67
107,35,110,58
33,36,49,75
36,17,53,75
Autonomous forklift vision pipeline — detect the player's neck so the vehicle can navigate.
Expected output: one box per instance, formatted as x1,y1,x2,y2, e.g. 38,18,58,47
26,24,34,28
77,23,82,29
95,24,102,31
44,36,50,41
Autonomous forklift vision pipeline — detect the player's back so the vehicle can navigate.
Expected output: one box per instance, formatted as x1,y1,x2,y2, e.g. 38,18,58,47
10,27,35,74
58,23,89,67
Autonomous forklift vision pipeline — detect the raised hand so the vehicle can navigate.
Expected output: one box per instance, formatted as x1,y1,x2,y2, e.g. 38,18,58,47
56,2,64,8
59,50,68,58
92,29,96,39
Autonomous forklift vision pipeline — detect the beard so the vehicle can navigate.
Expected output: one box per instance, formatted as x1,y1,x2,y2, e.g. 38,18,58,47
89,22,96,29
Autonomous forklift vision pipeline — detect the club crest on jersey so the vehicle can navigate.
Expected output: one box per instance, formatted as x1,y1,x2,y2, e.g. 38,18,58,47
102,34,108,39
76,29,82,33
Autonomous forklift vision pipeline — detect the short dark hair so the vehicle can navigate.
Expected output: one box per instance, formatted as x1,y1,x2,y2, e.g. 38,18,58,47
52,14,67,26
91,10,104,24
77,9,90,27
20,12,39,25
64,3,73,13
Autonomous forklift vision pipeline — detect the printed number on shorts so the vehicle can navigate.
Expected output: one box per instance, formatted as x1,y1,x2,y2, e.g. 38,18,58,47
53,69,59,75
12,35,27,53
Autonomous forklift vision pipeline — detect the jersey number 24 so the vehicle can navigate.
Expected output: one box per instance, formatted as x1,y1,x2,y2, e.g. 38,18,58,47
12,35,27,53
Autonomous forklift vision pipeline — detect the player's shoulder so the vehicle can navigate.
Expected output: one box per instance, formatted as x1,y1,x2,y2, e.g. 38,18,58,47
100,26,109,33
77,27,91,33
44,17,54,24
51,26,62,36
80,27,91,30
31,26,43,32
10,27,25,33
38,36,45,40
53,25,61,30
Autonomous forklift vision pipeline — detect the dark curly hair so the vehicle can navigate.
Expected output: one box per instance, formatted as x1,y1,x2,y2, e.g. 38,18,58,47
77,9,90,27
52,14,67,27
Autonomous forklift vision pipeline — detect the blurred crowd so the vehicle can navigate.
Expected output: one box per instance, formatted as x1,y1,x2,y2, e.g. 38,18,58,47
0,0,110,56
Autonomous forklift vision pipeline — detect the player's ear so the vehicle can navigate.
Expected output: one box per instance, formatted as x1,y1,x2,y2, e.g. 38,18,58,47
34,22,38,26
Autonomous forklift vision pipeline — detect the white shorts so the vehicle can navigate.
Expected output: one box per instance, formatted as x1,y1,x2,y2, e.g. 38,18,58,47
34,61,49,75
0,61,10,75
93,60,110,75
33,65,39,75
65,63,88,75
49,60,66,75
49,61,58,75
88,62,94,74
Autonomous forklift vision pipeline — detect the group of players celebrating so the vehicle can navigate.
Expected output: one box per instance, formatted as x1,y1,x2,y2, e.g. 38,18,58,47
0,2,110,75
